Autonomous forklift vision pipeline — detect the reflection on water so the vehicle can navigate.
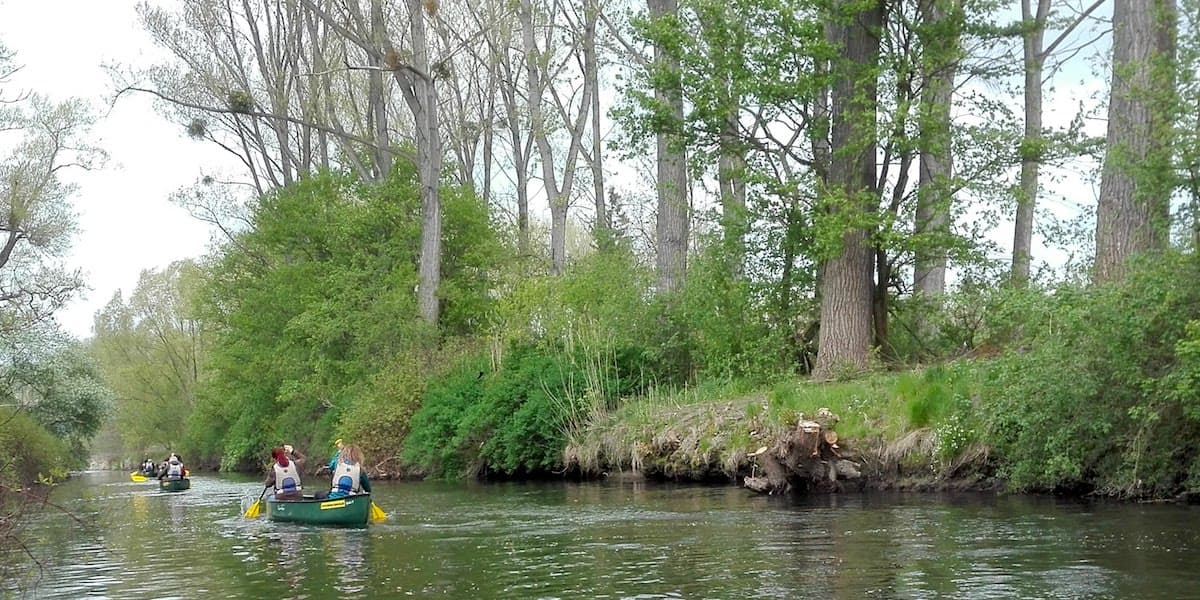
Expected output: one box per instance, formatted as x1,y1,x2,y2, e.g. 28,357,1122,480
3,471,1200,599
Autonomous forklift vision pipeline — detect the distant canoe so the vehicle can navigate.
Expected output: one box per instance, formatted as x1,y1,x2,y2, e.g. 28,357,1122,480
265,493,370,526
159,478,191,492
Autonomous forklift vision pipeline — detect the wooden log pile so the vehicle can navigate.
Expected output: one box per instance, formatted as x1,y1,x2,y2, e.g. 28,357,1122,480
743,407,861,495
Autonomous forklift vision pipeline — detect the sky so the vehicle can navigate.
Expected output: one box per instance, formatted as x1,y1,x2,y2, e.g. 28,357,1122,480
0,0,229,339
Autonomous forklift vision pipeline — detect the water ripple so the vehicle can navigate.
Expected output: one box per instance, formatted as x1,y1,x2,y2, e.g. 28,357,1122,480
5,475,1200,599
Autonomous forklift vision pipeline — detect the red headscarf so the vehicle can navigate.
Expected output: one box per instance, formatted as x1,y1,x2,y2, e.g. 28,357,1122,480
271,447,289,468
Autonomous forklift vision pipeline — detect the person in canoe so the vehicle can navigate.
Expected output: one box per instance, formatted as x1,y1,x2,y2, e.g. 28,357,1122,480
325,438,344,472
141,458,156,477
265,444,306,501
316,443,371,500
159,453,186,480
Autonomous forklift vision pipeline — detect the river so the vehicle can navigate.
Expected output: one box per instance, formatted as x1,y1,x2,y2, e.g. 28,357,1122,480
3,470,1198,599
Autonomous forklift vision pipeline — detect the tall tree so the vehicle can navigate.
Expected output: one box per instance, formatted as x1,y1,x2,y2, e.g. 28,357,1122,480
1012,0,1106,286
3,338,112,460
913,0,961,301
519,0,594,275
693,0,749,275
403,0,445,323
648,0,690,293
1,91,102,336
464,0,536,255
1095,0,1178,283
812,0,885,379
297,0,445,322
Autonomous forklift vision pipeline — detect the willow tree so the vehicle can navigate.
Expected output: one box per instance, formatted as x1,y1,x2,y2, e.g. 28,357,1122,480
1095,0,1178,283
1,91,101,336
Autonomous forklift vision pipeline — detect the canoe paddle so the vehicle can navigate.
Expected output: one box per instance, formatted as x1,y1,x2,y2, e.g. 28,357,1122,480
243,486,269,518
370,501,387,523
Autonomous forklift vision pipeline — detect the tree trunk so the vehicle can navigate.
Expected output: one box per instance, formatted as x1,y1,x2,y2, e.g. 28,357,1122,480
1012,0,1049,287
812,0,883,380
914,0,958,301
717,125,746,277
649,0,690,293
1095,0,1177,284
585,0,610,251
368,0,392,180
743,412,853,495
397,0,443,324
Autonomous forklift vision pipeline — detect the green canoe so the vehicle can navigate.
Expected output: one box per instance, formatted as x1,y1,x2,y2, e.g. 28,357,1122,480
265,493,370,526
159,477,191,492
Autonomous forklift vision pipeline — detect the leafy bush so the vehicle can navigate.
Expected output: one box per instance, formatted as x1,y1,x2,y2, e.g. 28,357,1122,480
654,244,797,382
336,347,447,472
402,348,591,478
401,355,491,478
980,251,1200,496
188,169,502,470
0,409,69,486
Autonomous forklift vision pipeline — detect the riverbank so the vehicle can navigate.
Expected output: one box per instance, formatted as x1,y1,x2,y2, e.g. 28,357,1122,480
553,370,1002,496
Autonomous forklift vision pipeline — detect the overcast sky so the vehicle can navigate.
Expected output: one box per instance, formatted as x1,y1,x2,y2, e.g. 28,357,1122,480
0,0,228,339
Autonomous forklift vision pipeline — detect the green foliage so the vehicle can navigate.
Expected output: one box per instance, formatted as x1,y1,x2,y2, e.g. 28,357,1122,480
400,358,486,478
493,247,660,396
1174,0,1200,248
403,348,590,478
189,169,503,469
0,408,69,486
658,243,796,381
336,348,449,471
980,252,1200,496
1,342,112,465
92,260,207,459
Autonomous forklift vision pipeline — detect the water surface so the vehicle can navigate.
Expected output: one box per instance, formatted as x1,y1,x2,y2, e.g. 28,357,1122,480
4,471,1198,598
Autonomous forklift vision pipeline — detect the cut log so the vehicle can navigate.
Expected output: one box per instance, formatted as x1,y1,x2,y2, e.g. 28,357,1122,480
744,409,859,495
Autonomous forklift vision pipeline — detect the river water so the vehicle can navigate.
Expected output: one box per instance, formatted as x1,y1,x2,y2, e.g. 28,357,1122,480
3,470,1199,599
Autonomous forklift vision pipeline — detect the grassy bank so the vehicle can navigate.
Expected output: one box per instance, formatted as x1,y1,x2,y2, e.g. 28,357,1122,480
564,365,991,490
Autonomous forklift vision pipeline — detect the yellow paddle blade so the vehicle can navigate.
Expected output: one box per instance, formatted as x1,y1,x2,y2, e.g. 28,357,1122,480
369,501,387,523
130,472,147,482
243,499,263,518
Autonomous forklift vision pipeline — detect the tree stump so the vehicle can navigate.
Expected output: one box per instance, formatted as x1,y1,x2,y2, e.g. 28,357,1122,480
744,408,860,495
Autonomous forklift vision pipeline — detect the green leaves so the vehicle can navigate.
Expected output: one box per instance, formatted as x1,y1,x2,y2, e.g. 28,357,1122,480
182,169,503,468
2,342,112,464
92,261,206,458
980,252,1200,496
403,349,588,478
